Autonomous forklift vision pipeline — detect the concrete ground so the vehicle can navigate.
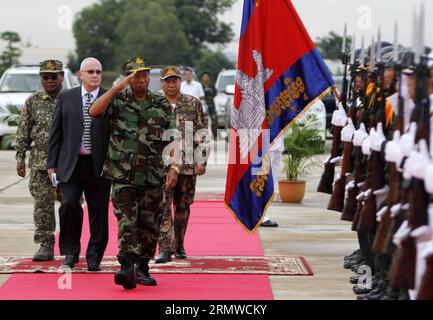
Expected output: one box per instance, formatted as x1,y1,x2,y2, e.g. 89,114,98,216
0,138,358,300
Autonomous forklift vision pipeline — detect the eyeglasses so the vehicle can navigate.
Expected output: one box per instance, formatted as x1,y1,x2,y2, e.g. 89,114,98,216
84,69,102,75
41,74,59,81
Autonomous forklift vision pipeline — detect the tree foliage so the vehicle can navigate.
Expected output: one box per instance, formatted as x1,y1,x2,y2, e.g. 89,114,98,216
316,31,352,60
114,0,189,67
0,31,21,76
173,0,235,63
72,0,235,70
73,0,126,70
194,49,235,82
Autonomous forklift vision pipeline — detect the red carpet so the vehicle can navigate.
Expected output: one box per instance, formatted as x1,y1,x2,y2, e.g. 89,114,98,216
0,201,274,300
1,256,313,275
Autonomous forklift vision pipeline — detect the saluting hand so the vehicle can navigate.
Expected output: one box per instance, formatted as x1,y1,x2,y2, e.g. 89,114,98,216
114,71,136,92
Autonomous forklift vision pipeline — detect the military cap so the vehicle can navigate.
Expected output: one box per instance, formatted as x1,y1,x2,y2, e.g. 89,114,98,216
123,56,151,75
39,60,63,73
160,66,181,80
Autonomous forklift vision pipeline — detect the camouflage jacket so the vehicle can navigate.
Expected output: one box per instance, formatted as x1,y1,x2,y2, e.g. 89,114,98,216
15,91,57,170
173,94,209,175
102,89,175,186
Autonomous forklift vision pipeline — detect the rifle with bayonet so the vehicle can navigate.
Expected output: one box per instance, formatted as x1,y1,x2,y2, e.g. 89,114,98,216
317,24,348,195
341,58,362,221
350,37,370,230
389,20,431,289
373,22,404,253
328,32,357,212
357,34,387,235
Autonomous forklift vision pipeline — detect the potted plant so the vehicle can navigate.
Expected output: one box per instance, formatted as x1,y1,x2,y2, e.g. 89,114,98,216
0,104,21,149
279,114,325,203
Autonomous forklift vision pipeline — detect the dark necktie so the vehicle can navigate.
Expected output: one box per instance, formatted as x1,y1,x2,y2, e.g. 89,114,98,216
83,93,93,152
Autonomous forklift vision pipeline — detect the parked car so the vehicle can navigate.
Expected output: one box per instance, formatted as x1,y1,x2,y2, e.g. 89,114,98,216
0,64,79,138
214,69,236,128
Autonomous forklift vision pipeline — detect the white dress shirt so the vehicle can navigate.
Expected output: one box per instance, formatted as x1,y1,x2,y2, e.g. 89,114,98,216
180,80,204,99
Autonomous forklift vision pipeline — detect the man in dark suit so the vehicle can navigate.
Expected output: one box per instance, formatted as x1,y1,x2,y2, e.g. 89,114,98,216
47,57,111,271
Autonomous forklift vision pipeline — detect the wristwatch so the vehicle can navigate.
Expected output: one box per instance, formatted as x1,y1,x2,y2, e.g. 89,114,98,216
170,165,180,174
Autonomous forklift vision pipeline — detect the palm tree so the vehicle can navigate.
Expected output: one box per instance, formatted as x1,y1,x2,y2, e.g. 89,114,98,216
0,104,21,149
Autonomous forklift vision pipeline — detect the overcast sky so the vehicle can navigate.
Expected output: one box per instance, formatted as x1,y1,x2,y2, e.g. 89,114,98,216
0,0,431,63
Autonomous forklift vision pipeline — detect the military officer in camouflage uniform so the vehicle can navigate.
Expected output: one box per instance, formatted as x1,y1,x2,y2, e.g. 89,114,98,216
15,60,64,261
155,66,209,264
89,57,179,290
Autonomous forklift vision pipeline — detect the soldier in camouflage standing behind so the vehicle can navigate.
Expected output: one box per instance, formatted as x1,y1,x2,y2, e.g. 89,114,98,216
155,66,210,264
89,57,179,290
15,60,64,261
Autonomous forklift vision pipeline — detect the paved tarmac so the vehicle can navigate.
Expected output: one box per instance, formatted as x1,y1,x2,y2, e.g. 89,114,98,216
0,138,357,299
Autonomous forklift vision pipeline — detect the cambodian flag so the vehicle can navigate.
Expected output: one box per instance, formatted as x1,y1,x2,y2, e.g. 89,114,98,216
224,0,334,232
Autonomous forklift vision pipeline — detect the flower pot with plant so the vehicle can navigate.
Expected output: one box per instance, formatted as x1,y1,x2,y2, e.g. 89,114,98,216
279,114,325,203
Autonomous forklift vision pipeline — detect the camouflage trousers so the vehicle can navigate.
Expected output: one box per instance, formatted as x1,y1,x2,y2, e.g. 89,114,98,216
112,182,164,261
29,169,55,248
158,174,197,252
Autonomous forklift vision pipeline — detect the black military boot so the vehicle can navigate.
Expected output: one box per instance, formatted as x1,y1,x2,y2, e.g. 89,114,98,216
343,254,364,269
114,254,137,289
155,251,172,264
349,275,363,284
32,245,54,261
175,246,187,259
135,259,157,286
344,249,362,262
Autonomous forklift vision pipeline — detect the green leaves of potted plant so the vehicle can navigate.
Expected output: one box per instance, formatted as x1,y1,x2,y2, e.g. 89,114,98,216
0,104,20,149
279,114,325,203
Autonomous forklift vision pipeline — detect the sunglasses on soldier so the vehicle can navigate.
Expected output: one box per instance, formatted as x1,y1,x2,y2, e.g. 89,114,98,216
40,74,59,81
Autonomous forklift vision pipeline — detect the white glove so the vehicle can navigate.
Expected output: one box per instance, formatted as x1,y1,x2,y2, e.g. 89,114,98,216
424,163,433,194
331,103,348,127
374,186,389,207
390,203,402,218
364,188,372,198
362,128,374,156
356,191,366,202
399,122,417,157
353,123,368,147
357,181,365,189
393,220,411,245
376,206,388,222
329,156,342,164
341,118,356,142
51,173,58,187
385,131,403,166
371,123,387,152
409,140,431,180
410,226,433,243
345,180,355,192
403,140,431,180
